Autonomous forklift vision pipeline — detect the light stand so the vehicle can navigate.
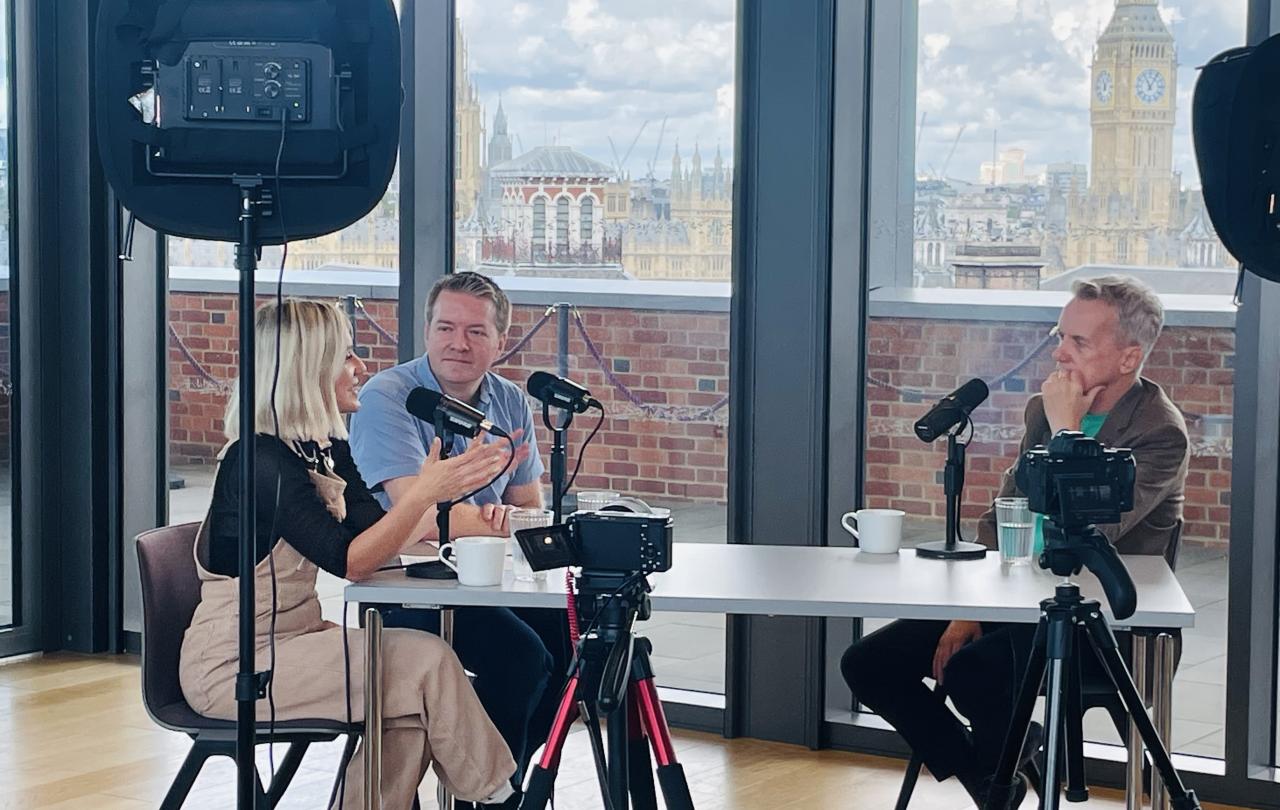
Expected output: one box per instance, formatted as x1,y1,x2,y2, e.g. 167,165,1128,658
915,417,987,560
233,177,272,808
542,401,574,522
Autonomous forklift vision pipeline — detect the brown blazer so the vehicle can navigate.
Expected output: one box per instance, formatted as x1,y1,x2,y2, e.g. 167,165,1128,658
976,377,1190,558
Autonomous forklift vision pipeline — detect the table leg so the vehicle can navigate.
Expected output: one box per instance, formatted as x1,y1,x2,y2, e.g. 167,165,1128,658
1151,633,1175,810
1127,633,1148,810
364,607,384,810
438,607,455,810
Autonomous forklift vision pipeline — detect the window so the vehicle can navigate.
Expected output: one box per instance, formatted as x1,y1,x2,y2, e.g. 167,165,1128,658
555,196,569,254
0,0,13,630
453,0,737,695
843,0,1242,761
580,196,593,243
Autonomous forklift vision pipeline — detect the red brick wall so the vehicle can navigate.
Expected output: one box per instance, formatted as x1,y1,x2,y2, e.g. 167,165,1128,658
865,317,1233,544
167,293,1233,544
167,294,731,503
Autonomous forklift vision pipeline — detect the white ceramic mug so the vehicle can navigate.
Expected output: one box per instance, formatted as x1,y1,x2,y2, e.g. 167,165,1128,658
439,536,507,586
840,508,905,553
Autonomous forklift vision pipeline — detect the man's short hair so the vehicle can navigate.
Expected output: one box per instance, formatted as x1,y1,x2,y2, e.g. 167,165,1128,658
425,271,511,334
1071,275,1164,359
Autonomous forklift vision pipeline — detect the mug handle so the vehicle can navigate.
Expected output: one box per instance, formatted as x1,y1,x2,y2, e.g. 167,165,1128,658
438,543,459,573
840,512,860,546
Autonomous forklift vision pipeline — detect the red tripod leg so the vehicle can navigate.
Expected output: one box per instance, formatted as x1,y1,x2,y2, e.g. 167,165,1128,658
627,683,659,810
633,676,695,809
520,674,581,810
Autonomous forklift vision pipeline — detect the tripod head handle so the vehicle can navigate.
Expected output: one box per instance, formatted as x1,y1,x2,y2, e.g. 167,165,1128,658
597,631,633,714
1041,523,1137,620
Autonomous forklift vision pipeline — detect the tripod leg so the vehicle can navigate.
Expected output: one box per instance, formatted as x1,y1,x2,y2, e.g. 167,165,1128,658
583,700,618,810
633,676,695,810
521,674,583,810
1080,616,1201,810
985,619,1049,810
626,685,658,810
1063,627,1088,803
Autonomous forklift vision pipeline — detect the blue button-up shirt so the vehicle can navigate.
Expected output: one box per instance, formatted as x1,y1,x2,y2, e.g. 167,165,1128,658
349,355,545,509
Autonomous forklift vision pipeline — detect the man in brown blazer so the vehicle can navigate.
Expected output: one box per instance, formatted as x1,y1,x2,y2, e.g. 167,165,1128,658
841,276,1190,805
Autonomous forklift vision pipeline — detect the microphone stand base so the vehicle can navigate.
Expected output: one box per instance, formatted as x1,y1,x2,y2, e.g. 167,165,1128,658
915,540,988,560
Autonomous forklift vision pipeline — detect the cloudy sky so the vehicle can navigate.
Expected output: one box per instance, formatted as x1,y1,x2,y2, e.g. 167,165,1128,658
457,0,736,181
915,0,1246,187
455,0,1246,188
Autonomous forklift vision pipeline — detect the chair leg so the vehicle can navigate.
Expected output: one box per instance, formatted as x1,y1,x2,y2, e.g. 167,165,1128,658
895,753,925,810
264,741,312,807
328,732,363,810
159,741,221,810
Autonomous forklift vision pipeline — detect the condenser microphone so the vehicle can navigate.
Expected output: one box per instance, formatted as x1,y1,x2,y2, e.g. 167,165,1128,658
913,378,989,442
527,371,599,414
405,387,509,439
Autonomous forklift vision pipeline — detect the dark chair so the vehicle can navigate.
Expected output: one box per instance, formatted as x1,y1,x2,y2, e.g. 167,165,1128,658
136,522,362,809
892,684,1043,810
894,520,1184,808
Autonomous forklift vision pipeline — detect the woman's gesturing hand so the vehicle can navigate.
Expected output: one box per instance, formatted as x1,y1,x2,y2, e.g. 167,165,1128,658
412,434,517,504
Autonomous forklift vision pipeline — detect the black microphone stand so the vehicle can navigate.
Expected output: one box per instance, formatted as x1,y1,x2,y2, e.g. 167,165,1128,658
434,411,456,545
542,401,574,523
915,416,987,560
233,177,271,808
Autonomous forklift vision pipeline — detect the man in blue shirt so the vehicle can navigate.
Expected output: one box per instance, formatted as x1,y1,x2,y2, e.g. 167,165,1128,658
350,271,567,807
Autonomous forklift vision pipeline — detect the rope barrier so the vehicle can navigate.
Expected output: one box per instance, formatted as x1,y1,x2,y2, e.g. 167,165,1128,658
169,324,230,392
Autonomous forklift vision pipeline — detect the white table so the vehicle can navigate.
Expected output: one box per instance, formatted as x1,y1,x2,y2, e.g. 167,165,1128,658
346,544,1195,809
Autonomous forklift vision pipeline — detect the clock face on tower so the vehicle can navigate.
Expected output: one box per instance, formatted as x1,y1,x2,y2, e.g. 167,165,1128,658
1135,68,1166,104
1094,70,1113,103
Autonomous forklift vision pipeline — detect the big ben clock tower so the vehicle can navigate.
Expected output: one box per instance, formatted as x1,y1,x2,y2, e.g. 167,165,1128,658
1070,0,1181,266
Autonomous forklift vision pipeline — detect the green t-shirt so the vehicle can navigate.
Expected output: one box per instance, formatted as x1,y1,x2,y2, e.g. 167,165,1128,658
1032,412,1108,554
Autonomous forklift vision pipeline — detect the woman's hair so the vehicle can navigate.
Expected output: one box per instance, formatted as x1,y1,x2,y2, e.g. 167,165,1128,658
224,298,352,443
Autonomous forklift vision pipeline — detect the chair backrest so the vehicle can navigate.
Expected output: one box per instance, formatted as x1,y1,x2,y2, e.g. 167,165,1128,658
135,522,203,718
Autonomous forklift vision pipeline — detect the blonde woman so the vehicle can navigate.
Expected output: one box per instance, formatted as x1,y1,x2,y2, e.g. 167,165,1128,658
179,299,520,809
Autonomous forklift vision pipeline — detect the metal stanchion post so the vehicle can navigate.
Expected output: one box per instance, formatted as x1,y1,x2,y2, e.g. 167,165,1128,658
1127,634,1149,810
364,608,383,810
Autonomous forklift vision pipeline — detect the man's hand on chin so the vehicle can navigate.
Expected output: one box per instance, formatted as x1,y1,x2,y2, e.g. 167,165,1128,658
1041,369,1103,434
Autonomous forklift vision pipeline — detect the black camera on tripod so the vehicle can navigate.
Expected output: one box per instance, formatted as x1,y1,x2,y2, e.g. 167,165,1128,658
514,509,674,576
1016,431,1135,528
1015,430,1138,621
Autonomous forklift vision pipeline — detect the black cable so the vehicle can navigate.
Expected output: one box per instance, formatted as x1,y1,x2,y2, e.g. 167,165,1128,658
564,402,605,493
265,108,290,781
445,431,517,507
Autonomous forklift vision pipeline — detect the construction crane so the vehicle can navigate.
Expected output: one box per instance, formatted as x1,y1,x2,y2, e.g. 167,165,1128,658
645,115,668,180
938,123,966,180
915,111,928,156
608,120,649,178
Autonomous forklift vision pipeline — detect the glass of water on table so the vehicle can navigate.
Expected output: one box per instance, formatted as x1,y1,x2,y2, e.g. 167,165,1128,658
509,508,554,582
995,496,1035,565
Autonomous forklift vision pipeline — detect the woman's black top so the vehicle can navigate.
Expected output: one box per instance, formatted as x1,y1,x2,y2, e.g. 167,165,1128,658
206,436,387,578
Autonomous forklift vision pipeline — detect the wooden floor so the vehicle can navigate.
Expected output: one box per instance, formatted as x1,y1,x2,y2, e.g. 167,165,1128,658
0,653,1242,809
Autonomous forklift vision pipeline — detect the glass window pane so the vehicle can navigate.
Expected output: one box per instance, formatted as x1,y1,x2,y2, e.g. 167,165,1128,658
842,0,1241,762
0,0,12,631
454,0,736,695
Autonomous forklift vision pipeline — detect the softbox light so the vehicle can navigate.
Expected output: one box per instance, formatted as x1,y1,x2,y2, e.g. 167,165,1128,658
95,0,401,243
1193,36,1280,282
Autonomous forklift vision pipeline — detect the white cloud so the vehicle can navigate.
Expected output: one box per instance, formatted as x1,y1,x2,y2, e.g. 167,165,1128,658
460,0,735,179
923,33,951,60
